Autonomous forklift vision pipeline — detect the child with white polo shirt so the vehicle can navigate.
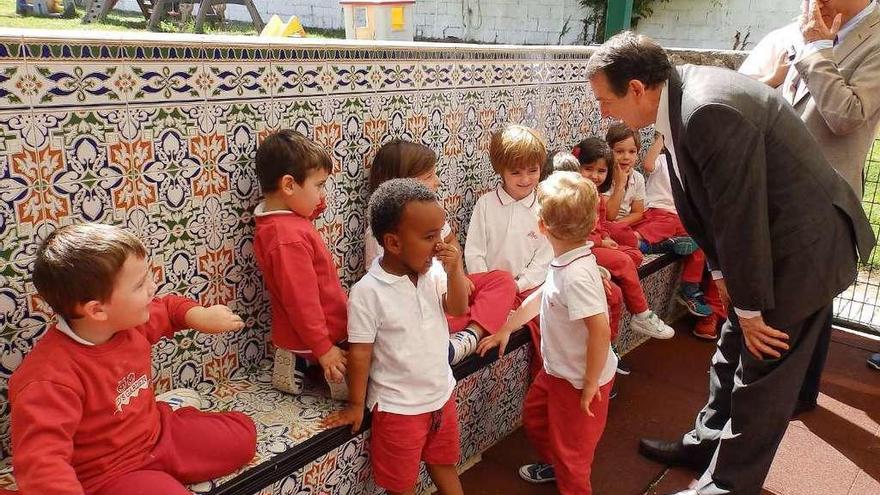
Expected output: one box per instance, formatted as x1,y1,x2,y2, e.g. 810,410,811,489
465,124,554,367
478,171,616,495
322,178,468,495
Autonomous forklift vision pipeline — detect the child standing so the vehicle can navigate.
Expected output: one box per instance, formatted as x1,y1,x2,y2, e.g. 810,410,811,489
465,124,555,363
478,172,616,494
364,140,517,365
9,223,256,495
575,138,675,340
323,178,467,495
253,130,349,398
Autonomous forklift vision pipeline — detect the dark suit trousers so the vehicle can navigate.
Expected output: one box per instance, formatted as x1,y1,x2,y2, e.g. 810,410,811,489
680,304,833,495
798,312,833,405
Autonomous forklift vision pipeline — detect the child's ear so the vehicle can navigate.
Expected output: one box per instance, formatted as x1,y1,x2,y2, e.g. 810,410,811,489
383,232,403,256
79,300,109,322
280,174,297,194
537,218,549,236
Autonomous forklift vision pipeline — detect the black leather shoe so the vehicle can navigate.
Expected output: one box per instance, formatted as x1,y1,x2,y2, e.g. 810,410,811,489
792,400,817,417
638,438,709,472
663,490,698,495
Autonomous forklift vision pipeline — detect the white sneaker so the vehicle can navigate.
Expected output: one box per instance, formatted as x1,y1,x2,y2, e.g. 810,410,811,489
156,388,203,411
448,328,480,365
629,311,675,339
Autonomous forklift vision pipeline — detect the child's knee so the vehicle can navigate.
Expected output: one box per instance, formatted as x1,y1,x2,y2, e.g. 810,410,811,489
224,411,258,463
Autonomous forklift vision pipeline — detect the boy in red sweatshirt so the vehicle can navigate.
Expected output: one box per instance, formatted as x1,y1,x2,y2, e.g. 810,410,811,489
9,223,256,495
253,129,349,399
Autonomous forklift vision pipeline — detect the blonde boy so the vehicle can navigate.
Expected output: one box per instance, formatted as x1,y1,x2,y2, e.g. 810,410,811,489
478,172,617,494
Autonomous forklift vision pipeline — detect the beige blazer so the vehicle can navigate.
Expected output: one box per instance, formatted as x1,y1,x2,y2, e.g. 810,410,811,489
791,3,880,198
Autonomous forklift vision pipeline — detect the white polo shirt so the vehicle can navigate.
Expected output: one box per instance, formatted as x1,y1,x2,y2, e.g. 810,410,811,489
347,258,456,415
364,222,453,270
604,171,646,220
541,245,617,389
644,153,677,213
464,187,554,292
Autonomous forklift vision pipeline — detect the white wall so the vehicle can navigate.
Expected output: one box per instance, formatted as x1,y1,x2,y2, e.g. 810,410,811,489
634,0,802,50
114,0,588,44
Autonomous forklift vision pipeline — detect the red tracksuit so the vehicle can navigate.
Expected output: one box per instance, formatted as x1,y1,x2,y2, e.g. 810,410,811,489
9,296,257,495
447,271,518,335
632,208,706,284
591,198,650,315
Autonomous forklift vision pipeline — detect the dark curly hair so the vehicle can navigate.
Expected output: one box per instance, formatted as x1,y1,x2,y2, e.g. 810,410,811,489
369,178,437,248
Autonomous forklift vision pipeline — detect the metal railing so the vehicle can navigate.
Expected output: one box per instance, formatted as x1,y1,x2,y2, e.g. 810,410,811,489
833,136,880,335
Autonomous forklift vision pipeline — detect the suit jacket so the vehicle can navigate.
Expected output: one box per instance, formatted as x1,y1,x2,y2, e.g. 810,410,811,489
666,65,875,329
789,2,880,198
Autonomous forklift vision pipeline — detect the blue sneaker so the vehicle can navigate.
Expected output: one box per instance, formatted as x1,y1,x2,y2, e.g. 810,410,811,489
868,353,880,371
518,463,555,484
678,283,713,317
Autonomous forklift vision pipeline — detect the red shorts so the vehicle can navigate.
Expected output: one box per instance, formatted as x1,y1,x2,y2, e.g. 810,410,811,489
370,395,460,492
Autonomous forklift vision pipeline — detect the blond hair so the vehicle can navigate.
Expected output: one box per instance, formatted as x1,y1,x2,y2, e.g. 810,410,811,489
33,223,147,320
537,171,598,242
489,124,547,174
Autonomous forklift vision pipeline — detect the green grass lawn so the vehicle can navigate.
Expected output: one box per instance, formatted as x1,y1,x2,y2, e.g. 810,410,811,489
863,139,880,267
0,3,344,37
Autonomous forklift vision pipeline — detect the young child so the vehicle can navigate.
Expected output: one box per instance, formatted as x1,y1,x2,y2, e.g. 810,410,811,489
604,124,647,236
465,124,555,364
253,129,349,398
545,150,580,177
477,172,616,494
575,138,674,341
364,140,517,365
323,178,467,495
9,223,256,495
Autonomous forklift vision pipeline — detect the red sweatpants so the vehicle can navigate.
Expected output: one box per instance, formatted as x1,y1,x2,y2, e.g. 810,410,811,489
92,403,257,495
605,220,639,249
523,371,613,495
593,247,649,315
447,270,517,335
631,208,707,284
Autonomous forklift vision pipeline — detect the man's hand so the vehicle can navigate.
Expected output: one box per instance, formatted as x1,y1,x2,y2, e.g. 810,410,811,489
317,345,348,384
740,314,790,359
762,49,791,88
476,330,512,357
580,380,602,417
801,0,842,43
715,277,730,313
321,404,365,433
186,305,245,333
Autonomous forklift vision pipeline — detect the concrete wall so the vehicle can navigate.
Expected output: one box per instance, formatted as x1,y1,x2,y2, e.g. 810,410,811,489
114,0,590,44
634,0,802,50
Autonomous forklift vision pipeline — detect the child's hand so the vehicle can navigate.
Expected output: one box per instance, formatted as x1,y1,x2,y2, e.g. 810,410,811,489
321,404,365,433
318,345,348,384
186,305,245,333
601,238,618,249
434,242,463,274
580,381,602,417
466,277,476,298
476,330,511,358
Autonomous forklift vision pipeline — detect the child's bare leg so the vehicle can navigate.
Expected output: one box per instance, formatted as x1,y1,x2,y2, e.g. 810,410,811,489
427,464,463,495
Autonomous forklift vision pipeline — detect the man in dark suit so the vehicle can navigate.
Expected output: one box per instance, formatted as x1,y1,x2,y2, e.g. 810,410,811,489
586,32,875,495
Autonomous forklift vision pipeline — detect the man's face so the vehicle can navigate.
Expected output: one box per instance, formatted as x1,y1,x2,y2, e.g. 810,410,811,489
589,72,654,130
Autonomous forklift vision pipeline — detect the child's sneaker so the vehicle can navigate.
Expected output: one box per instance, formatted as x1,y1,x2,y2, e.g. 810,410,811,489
272,348,309,395
609,382,619,400
630,311,675,339
612,346,631,375
693,314,719,340
867,353,880,371
448,328,479,365
648,236,699,256
518,463,556,484
155,388,203,411
677,283,713,317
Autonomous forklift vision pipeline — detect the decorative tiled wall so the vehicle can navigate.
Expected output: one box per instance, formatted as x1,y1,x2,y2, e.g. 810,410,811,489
0,30,612,459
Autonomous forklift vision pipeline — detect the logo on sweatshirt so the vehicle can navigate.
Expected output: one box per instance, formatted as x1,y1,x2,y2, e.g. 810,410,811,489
115,372,149,413
527,231,538,240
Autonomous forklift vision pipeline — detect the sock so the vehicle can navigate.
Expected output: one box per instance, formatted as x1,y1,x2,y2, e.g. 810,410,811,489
638,240,650,254
448,328,480,365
